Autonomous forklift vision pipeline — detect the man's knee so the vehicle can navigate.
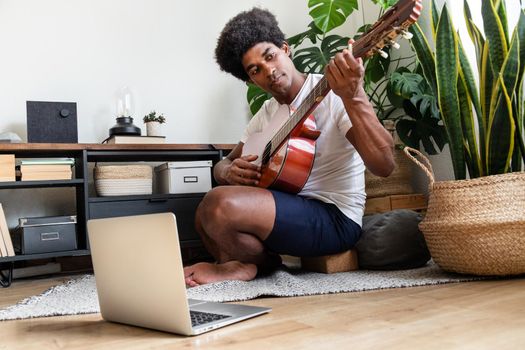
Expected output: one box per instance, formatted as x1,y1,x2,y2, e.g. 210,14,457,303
198,187,238,226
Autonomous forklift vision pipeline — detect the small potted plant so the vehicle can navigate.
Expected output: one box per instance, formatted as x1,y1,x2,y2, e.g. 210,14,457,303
143,111,166,136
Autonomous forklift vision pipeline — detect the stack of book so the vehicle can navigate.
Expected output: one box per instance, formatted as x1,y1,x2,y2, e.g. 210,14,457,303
106,135,166,144
0,155,15,182
19,158,75,181
0,203,15,257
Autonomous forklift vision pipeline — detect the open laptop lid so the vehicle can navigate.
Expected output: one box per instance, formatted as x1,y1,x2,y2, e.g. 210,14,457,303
87,213,193,335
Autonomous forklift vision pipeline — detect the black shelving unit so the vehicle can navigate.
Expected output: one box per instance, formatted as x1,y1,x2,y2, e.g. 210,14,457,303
0,143,232,287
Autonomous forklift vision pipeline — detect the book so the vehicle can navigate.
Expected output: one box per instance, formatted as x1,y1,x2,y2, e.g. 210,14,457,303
107,135,166,144
0,155,16,182
17,158,75,166
0,220,6,257
0,154,15,164
0,203,15,256
0,233,6,257
20,164,72,173
21,171,72,181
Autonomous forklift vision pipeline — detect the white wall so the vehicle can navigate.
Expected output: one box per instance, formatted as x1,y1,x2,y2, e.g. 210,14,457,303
0,0,380,144
0,0,385,227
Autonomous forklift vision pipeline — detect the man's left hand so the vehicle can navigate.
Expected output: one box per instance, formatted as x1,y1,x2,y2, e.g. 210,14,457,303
325,40,366,101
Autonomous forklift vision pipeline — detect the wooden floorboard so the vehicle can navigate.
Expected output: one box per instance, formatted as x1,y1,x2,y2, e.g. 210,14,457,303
0,275,524,349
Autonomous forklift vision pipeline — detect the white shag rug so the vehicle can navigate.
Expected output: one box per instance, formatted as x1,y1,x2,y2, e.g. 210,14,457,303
0,262,485,321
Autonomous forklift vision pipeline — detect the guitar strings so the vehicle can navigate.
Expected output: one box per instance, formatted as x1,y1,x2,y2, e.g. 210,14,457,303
262,78,328,163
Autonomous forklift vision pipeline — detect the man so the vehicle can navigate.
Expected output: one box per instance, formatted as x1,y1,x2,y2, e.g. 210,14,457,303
184,8,394,286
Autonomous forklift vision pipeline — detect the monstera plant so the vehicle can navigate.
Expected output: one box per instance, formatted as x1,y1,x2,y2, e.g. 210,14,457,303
246,0,447,155
409,0,525,180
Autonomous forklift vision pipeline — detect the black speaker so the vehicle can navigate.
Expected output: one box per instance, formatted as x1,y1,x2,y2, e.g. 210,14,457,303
26,101,78,143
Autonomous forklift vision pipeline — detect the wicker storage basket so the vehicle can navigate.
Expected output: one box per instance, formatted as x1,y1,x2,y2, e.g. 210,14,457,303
94,165,152,196
404,147,525,276
365,148,414,198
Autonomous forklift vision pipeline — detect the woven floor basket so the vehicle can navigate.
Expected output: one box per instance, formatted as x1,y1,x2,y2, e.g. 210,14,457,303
404,147,525,276
365,147,414,198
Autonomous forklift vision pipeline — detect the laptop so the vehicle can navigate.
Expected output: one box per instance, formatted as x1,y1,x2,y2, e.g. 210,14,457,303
87,212,270,335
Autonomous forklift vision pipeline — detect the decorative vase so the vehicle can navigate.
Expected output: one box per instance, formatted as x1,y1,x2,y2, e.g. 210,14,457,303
146,121,162,136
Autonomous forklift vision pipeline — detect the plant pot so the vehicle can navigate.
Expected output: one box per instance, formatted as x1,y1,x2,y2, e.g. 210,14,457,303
145,121,162,137
404,147,525,276
365,147,414,198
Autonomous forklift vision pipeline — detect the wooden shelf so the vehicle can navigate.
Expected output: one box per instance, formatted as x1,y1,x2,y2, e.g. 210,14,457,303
88,193,205,203
0,249,91,263
0,143,230,286
0,179,84,189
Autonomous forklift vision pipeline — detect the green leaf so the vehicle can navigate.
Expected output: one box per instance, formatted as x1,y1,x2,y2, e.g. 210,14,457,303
409,23,438,99
458,36,484,166
436,5,466,179
320,34,349,56
410,93,439,120
431,0,440,37
365,48,391,84
486,76,515,174
480,43,494,153
292,34,348,74
515,10,525,110
464,0,485,68
482,0,508,76
287,22,322,48
292,47,327,73
516,10,525,165
389,71,425,98
396,101,447,155
246,83,272,116
370,0,397,10
497,0,509,45
486,26,521,173
457,68,481,178
308,0,358,33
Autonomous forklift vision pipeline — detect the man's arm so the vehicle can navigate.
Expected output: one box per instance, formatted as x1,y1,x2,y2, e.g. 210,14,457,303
214,142,261,185
326,47,395,177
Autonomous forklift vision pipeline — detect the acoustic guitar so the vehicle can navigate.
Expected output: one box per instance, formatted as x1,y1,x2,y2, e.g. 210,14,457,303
242,0,422,194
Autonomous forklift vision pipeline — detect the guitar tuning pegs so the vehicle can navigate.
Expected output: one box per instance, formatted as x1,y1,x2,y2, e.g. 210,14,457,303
389,40,400,49
400,30,413,40
377,49,388,59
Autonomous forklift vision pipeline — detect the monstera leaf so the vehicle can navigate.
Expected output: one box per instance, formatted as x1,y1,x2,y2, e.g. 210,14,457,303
364,48,391,86
308,0,358,33
288,22,323,48
247,83,272,116
293,34,349,73
396,99,447,155
370,0,398,9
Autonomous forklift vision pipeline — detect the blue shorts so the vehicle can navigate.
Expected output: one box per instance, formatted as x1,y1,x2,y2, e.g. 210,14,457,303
263,190,362,257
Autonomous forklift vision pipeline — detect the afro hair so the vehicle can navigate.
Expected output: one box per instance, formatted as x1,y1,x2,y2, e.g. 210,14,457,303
215,8,286,82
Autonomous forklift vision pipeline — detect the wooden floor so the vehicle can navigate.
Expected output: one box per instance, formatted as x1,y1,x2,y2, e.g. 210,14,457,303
1,275,524,349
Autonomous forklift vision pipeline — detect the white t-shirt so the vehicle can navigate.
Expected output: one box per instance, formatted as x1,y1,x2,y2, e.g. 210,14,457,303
241,74,366,226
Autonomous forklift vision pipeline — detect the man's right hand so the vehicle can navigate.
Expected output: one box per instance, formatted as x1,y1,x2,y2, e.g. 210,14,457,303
222,154,261,186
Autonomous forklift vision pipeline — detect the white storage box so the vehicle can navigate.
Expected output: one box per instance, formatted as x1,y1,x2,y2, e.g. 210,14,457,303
155,160,212,194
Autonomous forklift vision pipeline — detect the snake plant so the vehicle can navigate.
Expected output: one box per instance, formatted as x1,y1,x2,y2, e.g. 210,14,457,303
409,0,525,180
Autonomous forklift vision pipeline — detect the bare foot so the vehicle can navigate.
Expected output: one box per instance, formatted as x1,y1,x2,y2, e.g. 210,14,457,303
183,261,257,287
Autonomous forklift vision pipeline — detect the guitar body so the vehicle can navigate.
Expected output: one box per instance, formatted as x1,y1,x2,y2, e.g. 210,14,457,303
242,105,320,193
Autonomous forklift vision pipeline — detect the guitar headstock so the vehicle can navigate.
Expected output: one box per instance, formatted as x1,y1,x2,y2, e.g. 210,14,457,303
353,0,422,59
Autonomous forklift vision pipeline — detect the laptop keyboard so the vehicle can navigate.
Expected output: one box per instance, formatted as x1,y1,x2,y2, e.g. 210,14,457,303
190,310,230,327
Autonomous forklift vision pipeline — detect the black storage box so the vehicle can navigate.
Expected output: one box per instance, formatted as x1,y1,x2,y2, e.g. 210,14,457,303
13,215,77,254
